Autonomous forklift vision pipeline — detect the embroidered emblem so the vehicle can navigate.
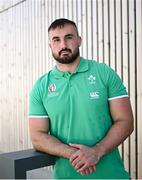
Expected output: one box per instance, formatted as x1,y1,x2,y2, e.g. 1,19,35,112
88,75,96,84
89,91,99,99
48,84,59,97
48,84,56,93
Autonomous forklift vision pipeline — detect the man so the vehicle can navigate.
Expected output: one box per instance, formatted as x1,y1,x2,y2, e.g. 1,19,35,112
28,18,134,179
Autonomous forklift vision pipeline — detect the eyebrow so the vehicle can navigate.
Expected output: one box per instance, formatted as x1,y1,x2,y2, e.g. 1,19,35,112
52,36,60,41
65,34,74,37
51,33,74,41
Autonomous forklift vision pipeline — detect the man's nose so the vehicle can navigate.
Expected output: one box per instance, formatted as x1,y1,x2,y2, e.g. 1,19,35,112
60,39,67,49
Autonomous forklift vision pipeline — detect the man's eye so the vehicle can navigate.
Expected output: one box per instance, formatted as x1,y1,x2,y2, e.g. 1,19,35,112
53,39,60,42
67,36,73,39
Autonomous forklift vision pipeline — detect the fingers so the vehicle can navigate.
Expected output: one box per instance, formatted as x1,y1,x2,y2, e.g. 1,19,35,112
72,158,84,169
69,144,99,176
69,143,83,149
69,151,80,163
79,166,96,176
78,164,96,174
70,155,97,176
70,152,85,170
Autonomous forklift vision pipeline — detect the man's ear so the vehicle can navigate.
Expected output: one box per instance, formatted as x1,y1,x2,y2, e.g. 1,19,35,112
78,36,82,47
49,43,51,48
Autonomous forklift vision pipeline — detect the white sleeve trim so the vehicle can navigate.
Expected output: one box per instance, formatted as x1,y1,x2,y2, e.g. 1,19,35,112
108,95,129,101
28,115,48,118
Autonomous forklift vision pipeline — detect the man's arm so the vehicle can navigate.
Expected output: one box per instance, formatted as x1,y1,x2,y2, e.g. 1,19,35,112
29,117,96,176
70,97,134,174
29,117,76,159
94,97,134,155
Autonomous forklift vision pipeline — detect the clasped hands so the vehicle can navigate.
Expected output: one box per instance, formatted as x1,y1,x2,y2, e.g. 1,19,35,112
69,144,101,176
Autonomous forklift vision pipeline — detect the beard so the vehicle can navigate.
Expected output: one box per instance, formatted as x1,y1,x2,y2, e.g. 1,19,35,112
52,47,80,64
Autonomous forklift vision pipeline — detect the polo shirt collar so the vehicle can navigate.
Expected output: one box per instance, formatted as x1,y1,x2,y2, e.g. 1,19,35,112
52,57,88,78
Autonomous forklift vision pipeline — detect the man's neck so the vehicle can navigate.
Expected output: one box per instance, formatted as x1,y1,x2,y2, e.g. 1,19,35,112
56,57,80,73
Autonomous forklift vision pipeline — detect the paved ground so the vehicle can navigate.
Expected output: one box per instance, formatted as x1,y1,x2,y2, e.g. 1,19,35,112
27,167,52,179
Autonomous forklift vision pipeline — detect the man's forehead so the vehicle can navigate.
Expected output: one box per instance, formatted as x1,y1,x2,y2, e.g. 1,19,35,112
48,24,77,37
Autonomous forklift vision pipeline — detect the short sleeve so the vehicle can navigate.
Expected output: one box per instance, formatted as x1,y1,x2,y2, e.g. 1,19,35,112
28,79,48,117
103,65,128,100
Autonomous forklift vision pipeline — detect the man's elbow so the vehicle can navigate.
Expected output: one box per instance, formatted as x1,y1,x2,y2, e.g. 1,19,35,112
128,117,134,136
30,134,44,151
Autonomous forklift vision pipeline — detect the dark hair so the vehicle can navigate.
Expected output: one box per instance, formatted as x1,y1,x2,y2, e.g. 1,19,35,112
48,18,79,35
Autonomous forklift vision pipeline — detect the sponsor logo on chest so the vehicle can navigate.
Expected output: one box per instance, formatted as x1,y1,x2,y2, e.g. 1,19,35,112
89,91,100,99
88,75,100,99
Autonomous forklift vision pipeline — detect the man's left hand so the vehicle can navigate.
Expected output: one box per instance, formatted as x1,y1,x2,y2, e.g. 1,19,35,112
69,144,100,175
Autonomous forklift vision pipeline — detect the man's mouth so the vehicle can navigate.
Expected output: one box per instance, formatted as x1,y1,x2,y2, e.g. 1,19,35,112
61,51,70,56
59,49,72,56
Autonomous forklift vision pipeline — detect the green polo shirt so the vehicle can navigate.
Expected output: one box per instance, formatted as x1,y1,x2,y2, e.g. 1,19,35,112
29,57,130,179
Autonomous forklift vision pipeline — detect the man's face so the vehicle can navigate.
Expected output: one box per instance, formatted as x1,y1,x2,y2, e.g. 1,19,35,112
48,24,81,64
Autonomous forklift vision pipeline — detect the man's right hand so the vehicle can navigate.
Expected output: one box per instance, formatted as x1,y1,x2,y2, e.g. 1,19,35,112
69,144,100,176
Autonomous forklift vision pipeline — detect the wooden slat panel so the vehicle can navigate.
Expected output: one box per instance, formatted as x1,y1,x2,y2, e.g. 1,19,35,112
109,0,116,70
128,0,136,178
86,0,93,59
92,0,98,60
81,0,87,58
103,0,110,66
136,0,142,178
98,0,104,63
115,0,123,158
115,0,123,77
122,0,129,171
